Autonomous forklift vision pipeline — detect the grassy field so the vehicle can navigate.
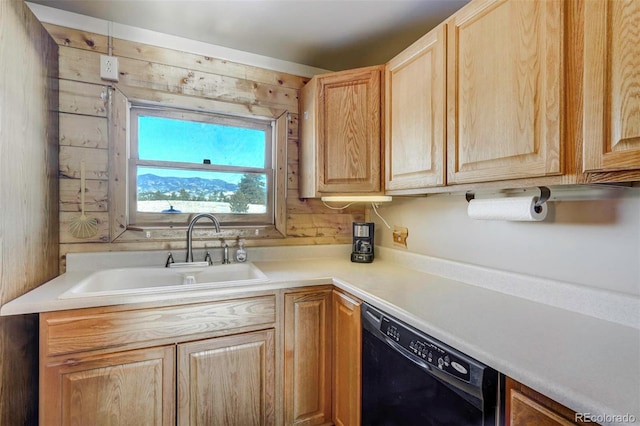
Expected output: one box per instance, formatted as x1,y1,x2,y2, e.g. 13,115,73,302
137,200,266,214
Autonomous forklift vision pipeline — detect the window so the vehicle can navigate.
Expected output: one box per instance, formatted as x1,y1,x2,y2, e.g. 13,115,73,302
129,107,274,227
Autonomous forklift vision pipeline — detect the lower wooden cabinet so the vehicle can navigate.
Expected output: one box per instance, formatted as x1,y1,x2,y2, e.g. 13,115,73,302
283,288,363,426
284,289,333,425
332,290,362,426
39,296,277,426
40,289,364,426
506,376,588,426
177,330,275,426
41,345,176,426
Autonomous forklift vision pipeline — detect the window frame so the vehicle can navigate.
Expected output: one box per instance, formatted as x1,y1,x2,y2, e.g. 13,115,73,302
108,85,289,243
128,106,275,227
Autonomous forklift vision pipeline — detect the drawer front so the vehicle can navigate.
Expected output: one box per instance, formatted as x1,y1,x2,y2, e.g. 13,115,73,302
42,295,276,357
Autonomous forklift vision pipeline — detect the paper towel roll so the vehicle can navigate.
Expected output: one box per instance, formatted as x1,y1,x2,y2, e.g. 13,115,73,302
467,196,547,221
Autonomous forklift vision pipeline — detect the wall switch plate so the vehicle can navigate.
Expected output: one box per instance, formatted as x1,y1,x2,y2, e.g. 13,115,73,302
393,226,408,248
100,55,119,81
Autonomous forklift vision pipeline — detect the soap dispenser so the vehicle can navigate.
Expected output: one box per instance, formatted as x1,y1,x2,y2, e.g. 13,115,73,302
235,239,247,263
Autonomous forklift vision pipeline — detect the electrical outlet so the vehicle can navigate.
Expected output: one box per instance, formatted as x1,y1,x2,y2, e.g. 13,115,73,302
393,226,408,248
100,55,119,81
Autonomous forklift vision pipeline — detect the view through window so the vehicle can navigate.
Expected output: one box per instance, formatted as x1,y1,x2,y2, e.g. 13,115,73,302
130,107,274,226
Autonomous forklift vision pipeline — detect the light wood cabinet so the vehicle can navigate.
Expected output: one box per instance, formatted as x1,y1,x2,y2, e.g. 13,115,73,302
284,289,333,425
177,329,275,426
506,376,586,426
583,0,640,176
300,65,384,197
446,0,564,185
385,24,446,193
40,295,277,426
41,345,175,426
331,290,362,426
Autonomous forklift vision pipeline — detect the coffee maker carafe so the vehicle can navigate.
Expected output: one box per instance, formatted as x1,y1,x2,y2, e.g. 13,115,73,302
351,222,374,263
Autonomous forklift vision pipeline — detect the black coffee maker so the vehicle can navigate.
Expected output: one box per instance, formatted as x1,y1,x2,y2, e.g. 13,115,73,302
351,222,375,263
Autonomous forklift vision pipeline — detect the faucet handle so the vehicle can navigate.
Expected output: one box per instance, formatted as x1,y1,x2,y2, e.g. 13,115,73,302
204,251,212,266
165,252,175,268
221,240,231,264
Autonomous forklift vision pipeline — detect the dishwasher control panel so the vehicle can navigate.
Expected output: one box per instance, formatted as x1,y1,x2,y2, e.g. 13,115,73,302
380,316,471,382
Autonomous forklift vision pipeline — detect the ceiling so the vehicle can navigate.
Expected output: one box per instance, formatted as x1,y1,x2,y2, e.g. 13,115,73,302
28,0,469,71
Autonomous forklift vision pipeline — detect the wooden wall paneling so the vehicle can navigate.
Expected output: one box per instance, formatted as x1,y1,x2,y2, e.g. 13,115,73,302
42,23,108,53
0,1,59,424
57,47,299,112
117,85,285,120
59,113,108,149
111,224,290,244
112,36,308,90
58,79,108,116
47,24,307,90
58,45,102,84
58,235,352,263
287,112,299,139
287,141,300,191
286,214,364,238
44,24,364,255
59,145,108,180
60,178,108,212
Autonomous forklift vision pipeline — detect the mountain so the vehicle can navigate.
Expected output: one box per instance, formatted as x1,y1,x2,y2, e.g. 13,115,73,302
137,174,237,194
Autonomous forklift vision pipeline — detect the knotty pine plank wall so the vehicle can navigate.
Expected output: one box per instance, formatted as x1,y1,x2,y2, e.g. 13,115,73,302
0,2,59,423
43,24,364,268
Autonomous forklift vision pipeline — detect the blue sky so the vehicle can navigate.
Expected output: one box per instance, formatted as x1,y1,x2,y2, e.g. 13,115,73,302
138,115,265,184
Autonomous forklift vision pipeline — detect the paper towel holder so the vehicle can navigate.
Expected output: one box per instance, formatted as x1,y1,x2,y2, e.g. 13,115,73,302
466,186,551,213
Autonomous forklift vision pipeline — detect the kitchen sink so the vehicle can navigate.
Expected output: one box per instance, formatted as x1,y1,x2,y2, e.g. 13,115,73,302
58,263,270,299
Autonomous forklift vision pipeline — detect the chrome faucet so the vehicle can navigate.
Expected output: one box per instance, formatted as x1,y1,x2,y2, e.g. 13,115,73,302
186,213,221,263
222,242,230,264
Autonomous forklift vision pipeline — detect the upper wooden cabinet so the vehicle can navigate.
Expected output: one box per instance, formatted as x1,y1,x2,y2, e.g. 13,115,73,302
300,66,384,197
446,0,564,185
385,24,446,193
583,0,640,175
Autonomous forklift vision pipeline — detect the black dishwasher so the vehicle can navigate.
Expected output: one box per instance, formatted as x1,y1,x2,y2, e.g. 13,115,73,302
361,303,501,426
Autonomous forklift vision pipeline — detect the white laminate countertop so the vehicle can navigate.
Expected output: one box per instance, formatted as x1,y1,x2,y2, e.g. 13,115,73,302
1,245,639,425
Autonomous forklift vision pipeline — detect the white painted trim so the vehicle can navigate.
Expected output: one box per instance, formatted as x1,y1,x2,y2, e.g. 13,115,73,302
26,2,331,78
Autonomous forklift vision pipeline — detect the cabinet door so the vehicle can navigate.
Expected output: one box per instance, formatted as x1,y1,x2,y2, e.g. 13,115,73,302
447,0,563,184
506,377,582,426
284,290,332,425
313,66,383,195
332,290,361,426
177,329,275,426
583,0,640,172
385,24,446,192
41,345,175,426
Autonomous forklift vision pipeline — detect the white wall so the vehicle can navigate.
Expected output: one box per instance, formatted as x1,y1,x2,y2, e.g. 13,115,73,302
373,188,640,297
